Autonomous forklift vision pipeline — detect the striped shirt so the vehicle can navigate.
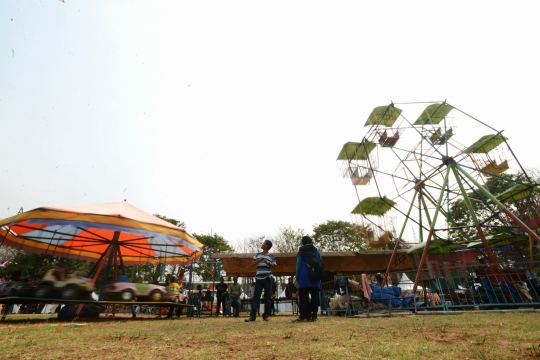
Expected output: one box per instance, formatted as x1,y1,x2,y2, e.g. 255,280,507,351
253,252,277,280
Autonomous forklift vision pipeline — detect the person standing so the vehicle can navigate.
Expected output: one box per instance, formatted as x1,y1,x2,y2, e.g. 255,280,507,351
228,276,242,317
215,277,228,317
295,236,322,322
245,240,277,322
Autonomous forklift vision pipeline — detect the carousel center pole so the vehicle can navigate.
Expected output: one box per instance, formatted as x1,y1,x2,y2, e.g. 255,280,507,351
75,232,120,316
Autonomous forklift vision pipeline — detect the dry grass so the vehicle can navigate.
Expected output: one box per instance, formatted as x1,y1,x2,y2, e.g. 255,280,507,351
1,311,540,359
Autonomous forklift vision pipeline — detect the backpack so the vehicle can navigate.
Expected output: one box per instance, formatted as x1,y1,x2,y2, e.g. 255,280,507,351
305,253,325,281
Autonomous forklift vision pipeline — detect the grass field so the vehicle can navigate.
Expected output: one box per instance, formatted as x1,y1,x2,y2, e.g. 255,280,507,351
1,311,540,359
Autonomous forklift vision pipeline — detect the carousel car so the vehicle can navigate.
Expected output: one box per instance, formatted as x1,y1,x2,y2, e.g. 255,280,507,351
0,281,37,298
34,265,95,300
162,290,187,303
103,282,167,302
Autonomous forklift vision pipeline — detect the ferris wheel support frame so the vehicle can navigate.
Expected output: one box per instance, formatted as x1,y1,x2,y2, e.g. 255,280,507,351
381,191,417,287
409,163,540,295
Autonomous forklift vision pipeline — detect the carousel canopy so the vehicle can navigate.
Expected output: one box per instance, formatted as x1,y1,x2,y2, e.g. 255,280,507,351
0,201,204,265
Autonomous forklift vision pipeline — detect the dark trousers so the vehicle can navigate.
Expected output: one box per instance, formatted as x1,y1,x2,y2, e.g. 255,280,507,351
216,295,226,316
299,287,320,320
231,298,241,317
167,305,182,318
250,277,272,318
1,304,14,319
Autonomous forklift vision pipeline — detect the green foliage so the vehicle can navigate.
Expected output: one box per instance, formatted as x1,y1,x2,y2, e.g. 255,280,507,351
447,171,540,242
235,235,266,253
192,233,233,281
0,246,17,263
0,250,92,282
194,233,233,255
235,226,305,254
125,263,159,283
273,225,305,253
312,220,366,251
153,214,186,228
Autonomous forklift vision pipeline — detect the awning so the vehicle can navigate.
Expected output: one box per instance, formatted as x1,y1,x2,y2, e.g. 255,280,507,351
336,140,377,161
414,103,453,125
351,197,396,216
211,250,414,277
464,134,507,154
364,105,402,127
496,184,540,202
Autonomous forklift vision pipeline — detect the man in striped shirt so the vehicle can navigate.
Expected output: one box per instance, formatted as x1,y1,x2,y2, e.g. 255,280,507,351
245,239,277,322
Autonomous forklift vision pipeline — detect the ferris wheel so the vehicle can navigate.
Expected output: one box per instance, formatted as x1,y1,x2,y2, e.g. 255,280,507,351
337,101,540,292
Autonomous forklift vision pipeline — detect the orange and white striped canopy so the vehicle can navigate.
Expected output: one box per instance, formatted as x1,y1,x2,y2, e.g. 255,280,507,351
0,201,204,265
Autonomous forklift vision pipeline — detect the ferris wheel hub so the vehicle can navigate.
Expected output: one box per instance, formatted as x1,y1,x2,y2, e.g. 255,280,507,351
442,155,455,166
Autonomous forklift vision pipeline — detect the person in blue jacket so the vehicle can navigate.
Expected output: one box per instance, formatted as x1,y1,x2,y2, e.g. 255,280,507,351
295,236,322,322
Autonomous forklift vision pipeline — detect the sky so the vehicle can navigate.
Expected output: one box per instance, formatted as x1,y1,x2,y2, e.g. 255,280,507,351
1,1,540,248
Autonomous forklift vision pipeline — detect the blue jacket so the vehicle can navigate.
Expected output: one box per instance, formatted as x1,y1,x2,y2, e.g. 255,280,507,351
295,250,322,290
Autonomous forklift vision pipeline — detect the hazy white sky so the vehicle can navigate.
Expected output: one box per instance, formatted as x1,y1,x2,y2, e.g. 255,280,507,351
1,1,540,247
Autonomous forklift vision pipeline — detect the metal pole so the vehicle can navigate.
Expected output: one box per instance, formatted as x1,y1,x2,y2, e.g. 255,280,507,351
98,231,121,301
0,225,12,248
130,264,136,282
188,262,193,291
159,262,165,282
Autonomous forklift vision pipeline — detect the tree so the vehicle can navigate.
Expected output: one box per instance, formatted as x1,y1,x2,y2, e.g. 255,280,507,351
446,170,540,242
125,262,159,283
154,214,186,228
0,246,17,265
0,250,92,282
235,226,305,254
312,220,367,251
192,233,234,281
272,225,305,253
235,235,266,253
150,214,188,282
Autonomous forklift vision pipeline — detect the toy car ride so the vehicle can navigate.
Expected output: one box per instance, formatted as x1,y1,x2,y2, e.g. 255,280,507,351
103,281,167,302
0,281,37,298
34,263,95,300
